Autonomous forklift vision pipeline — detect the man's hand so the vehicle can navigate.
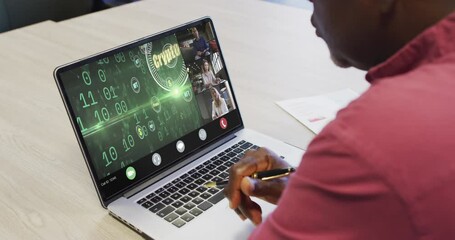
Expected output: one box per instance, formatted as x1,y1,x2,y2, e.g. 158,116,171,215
223,147,291,225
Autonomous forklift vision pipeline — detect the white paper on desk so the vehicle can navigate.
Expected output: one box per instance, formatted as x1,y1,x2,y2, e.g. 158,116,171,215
276,89,359,134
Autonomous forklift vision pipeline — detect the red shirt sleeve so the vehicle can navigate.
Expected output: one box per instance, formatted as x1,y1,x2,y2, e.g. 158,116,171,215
249,125,416,240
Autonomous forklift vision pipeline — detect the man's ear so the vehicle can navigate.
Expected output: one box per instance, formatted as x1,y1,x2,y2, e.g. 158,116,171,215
380,0,397,14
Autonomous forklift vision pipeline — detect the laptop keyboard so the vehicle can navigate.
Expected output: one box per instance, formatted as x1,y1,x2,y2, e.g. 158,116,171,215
136,140,258,228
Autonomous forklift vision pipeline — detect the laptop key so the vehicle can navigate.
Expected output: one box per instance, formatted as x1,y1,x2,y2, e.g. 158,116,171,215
240,142,253,149
172,219,186,228
201,174,213,181
200,192,212,199
190,208,203,216
181,213,195,222
157,206,175,218
141,201,153,209
172,201,184,208
183,202,196,210
233,148,243,153
197,201,213,211
223,161,234,167
149,203,165,213
164,212,179,222
219,172,229,179
213,159,223,165
149,196,162,204
137,198,147,204
170,193,182,200
167,186,179,193
194,179,205,185
180,196,192,203
209,169,220,176
178,188,190,195
198,168,209,174
182,177,194,184
186,183,198,190
227,152,237,158
207,188,219,194
192,197,204,205
175,181,186,188
155,188,165,194
211,177,223,183
191,173,202,179
188,191,200,198
196,186,207,193
162,198,174,205
175,207,188,215
206,164,216,170
159,191,170,199
208,191,225,205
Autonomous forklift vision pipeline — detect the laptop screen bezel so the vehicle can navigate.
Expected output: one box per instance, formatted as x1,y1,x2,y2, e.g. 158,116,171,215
53,17,244,207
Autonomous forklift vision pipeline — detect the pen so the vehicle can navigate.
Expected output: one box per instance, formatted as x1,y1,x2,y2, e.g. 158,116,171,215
204,167,296,188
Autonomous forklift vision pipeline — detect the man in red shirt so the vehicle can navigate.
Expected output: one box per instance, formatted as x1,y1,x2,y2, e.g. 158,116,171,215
224,0,455,239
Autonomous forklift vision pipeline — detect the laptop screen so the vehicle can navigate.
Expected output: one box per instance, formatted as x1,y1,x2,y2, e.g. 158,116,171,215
54,18,242,203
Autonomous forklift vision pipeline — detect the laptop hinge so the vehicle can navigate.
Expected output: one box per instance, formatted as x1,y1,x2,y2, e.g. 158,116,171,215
122,133,238,198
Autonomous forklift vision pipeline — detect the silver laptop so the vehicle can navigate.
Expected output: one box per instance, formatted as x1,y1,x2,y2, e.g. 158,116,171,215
54,17,304,240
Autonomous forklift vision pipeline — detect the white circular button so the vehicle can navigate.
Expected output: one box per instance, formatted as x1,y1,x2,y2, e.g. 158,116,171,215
198,129,207,141
176,140,185,153
152,153,162,166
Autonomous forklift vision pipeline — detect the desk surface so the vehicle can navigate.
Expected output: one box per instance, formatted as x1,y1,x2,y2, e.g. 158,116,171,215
0,0,367,238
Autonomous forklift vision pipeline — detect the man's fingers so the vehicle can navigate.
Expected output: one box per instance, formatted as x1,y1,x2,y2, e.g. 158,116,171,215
240,177,286,204
224,150,271,209
234,208,246,221
224,147,289,211
237,194,263,225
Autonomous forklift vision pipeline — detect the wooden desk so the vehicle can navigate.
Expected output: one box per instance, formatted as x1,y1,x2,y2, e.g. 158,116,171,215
0,0,368,239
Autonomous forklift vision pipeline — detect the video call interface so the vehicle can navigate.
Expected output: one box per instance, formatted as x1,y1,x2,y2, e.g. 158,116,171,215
59,21,237,182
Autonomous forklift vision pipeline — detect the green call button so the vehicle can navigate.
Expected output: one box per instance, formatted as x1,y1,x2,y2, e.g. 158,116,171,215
126,166,136,180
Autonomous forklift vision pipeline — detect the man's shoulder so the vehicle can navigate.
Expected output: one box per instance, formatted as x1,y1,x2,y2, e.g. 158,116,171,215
323,61,455,205
337,55,455,133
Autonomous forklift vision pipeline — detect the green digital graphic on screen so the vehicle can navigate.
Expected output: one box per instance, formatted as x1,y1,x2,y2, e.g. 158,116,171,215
60,34,203,178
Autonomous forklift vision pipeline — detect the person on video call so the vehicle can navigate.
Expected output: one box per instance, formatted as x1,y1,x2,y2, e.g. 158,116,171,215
201,59,221,89
191,27,210,60
224,0,455,239
210,87,228,120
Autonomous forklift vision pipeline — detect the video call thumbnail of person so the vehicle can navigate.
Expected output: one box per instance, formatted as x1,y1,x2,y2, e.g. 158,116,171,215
176,23,236,121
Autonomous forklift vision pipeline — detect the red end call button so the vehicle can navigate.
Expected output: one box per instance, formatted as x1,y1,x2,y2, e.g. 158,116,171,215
220,117,228,129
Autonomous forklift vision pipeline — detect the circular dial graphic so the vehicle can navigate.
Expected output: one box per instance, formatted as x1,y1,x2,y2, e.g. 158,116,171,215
144,37,188,92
